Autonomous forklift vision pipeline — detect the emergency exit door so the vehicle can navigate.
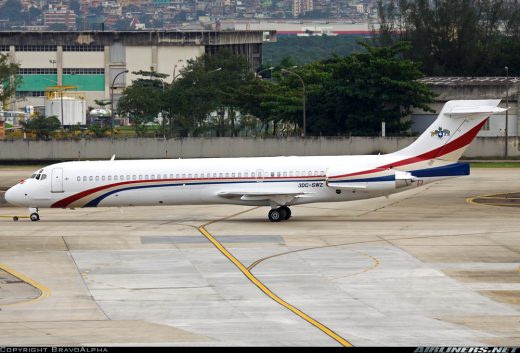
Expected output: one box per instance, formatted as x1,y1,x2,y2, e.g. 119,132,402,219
51,168,64,193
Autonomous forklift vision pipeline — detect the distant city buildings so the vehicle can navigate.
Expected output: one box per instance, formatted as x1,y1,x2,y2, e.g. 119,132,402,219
292,0,313,17
43,4,77,29
0,0,378,31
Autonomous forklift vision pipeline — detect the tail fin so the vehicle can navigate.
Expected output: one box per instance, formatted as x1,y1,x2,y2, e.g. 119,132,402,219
396,100,506,162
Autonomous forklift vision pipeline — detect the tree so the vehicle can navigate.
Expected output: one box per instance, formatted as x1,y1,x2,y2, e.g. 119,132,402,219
377,0,520,76
21,115,61,140
0,53,20,109
299,42,435,136
117,70,168,137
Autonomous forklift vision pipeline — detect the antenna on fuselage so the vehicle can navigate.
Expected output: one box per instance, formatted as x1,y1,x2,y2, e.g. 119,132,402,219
110,155,116,161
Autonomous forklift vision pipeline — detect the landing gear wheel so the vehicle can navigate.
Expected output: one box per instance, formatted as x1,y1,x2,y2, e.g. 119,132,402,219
30,213,40,222
268,209,282,222
279,206,291,220
12,216,18,222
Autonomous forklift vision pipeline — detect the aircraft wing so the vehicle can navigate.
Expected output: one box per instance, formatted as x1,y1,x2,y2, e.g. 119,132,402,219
218,191,313,205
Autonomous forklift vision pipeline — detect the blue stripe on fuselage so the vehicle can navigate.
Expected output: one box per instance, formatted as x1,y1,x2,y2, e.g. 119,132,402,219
409,162,470,178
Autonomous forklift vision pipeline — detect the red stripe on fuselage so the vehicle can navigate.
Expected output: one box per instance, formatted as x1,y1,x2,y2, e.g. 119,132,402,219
51,175,323,208
329,119,487,179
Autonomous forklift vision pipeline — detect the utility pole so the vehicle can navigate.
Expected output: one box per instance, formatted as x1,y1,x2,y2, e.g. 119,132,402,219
505,66,509,158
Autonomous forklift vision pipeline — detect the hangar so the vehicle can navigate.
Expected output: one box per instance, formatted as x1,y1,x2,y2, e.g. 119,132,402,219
0,30,274,112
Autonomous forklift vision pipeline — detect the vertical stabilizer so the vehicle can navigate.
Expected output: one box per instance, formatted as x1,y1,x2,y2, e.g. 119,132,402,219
395,100,505,162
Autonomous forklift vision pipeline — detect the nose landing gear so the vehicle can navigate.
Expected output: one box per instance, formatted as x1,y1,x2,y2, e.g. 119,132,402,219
268,206,292,222
29,208,40,222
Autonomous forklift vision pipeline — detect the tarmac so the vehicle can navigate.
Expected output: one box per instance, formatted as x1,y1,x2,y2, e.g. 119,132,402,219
0,166,519,346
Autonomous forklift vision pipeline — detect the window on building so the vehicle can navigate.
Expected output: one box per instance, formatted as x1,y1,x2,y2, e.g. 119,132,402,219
15,45,57,51
63,68,105,75
63,45,104,52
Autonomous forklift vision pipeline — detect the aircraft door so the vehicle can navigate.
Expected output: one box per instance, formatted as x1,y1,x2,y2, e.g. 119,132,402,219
51,168,64,193
256,169,264,183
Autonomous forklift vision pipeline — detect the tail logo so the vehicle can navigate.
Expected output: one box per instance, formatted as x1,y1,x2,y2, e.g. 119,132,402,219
431,127,451,139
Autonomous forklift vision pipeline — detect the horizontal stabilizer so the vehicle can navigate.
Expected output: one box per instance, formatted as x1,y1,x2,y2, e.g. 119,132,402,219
447,106,507,117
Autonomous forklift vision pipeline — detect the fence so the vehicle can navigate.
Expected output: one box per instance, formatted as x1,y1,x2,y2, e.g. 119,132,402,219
0,136,518,161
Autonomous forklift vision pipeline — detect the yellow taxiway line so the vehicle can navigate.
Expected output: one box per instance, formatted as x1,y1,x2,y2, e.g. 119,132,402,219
197,224,353,347
0,262,51,307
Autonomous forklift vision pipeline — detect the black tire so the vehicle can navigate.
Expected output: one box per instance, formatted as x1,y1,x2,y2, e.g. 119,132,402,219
13,216,18,222
30,213,40,222
279,206,291,220
268,209,282,222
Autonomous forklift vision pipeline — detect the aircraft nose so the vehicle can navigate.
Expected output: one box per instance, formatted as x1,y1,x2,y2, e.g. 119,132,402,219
4,185,23,206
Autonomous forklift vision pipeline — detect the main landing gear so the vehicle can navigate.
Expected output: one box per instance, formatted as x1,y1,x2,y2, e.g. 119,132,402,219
268,206,292,222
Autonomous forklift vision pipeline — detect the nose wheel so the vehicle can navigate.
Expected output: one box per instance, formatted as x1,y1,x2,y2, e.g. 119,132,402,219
30,213,40,222
268,206,292,222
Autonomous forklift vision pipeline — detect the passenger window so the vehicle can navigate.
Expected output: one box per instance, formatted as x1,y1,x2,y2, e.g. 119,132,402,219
102,176,106,181
77,176,81,182
251,172,255,177
182,174,186,178
276,171,281,177
138,175,142,180
271,172,275,177
244,172,248,177
95,176,99,181
132,175,136,180
296,171,300,176
308,171,312,176
213,173,217,178
176,174,179,178
225,173,229,178
114,175,118,181
145,175,149,179
231,173,235,177
126,175,130,180
194,173,198,178
188,174,192,178
120,175,124,180
89,176,93,181
108,176,111,181
238,172,242,177
83,176,87,181
289,171,294,177
169,174,173,179
283,171,287,177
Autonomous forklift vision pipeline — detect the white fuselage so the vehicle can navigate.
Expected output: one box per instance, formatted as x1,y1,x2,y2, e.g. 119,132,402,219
5,153,448,210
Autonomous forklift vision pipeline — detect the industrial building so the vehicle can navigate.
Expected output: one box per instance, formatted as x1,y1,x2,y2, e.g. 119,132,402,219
0,30,274,124
412,76,520,137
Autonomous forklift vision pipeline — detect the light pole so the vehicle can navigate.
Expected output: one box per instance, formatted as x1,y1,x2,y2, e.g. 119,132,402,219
257,66,274,79
505,66,509,157
111,69,129,138
282,67,306,137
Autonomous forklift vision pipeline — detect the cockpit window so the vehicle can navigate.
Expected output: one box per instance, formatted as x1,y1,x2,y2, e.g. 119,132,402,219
40,174,47,180
35,174,40,180
30,174,37,179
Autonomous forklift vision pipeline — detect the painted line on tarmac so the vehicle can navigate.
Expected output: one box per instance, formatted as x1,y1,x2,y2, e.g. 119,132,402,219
0,262,51,307
197,210,352,347
467,191,520,208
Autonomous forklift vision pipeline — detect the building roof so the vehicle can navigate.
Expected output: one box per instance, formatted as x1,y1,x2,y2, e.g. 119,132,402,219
420,76,520,86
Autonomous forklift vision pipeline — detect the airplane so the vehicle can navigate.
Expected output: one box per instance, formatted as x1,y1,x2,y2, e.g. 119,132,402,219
4,99,505,222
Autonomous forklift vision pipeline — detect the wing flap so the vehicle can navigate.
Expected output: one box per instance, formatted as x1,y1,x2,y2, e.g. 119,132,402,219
218,191,313,205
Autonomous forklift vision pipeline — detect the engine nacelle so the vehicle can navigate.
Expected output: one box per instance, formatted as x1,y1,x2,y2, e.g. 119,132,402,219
326,167,417,192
